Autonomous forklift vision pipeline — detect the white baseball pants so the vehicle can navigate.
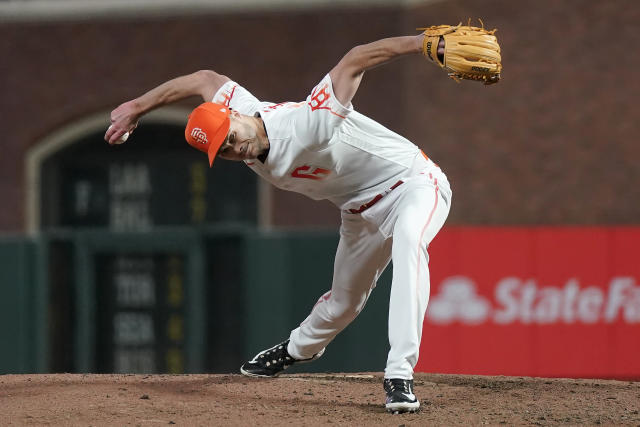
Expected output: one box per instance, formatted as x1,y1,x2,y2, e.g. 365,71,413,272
288,168,451,379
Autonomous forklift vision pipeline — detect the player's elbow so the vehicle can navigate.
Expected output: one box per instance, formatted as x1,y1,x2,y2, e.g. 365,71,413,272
194,69,222,82
341,45,368,76
342,42,391,75
193,70,229,101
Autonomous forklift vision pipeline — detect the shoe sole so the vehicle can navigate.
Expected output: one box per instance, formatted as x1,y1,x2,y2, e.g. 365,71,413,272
239,348,326,378
239,366,280,378
387,408,419,414
386,401,420,414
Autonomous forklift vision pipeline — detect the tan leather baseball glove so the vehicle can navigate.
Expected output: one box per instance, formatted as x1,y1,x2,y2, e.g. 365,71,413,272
419,22,502,85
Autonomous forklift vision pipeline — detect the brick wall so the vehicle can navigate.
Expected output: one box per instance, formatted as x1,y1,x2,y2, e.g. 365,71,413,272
0,0,638,231
404,0,640,224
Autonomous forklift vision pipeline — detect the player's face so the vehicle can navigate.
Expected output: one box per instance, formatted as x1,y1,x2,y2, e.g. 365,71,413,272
217,111,267,161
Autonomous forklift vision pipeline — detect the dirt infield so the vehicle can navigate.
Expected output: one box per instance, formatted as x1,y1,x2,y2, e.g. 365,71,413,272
1,373,639,426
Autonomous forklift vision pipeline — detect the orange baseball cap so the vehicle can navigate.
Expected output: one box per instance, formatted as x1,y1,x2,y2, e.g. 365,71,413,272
185,102,231,166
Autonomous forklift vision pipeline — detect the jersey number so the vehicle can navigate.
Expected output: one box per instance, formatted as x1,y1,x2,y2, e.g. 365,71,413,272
291,165,331,180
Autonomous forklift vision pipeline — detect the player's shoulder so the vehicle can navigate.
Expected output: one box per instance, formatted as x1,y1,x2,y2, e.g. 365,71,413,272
259,102,301,130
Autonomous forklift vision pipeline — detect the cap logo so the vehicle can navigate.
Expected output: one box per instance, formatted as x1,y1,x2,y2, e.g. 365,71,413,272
190,127,208,144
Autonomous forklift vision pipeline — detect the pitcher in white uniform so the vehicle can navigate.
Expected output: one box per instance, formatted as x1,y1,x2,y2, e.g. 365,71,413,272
106,33,451,414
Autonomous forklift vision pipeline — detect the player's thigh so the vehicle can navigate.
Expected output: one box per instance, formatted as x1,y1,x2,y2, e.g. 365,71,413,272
332,213,391,294
393,184,449,249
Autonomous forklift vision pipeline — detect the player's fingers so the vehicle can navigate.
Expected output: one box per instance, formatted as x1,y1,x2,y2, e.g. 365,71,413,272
110,132,128,145
106,125,127,145
436,37,445,59
104,124,116,142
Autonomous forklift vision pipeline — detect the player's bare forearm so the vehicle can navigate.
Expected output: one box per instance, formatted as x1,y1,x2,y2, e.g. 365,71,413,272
105,70,229,144
329,35,423,106
345,36,422,73
130,70,229,116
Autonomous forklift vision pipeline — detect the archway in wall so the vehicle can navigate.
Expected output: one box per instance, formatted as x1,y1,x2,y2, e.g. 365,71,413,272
24,109,259,373
36,116,257,231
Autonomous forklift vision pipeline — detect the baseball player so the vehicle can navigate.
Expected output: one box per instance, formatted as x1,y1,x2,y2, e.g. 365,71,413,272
106,26,500,413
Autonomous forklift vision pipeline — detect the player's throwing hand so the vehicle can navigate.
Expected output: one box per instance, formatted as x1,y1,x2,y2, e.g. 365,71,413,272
104,101,139,145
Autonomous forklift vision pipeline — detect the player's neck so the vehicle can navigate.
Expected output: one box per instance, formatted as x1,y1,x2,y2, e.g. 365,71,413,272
255,116,270,151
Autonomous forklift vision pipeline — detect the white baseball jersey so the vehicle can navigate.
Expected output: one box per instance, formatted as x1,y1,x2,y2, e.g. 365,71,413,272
212,74,446,213
223,74,453,382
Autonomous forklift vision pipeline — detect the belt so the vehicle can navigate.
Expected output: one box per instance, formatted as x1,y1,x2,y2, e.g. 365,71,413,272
348,180,404,214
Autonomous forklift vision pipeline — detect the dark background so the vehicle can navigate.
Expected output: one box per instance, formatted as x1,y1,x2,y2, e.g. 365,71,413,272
1,0,639,232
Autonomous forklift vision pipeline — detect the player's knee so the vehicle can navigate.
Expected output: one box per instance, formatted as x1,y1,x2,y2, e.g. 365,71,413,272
327,297,365,323
333,307,361,325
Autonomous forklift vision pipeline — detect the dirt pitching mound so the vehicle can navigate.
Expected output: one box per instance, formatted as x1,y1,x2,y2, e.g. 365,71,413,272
1,373,639,426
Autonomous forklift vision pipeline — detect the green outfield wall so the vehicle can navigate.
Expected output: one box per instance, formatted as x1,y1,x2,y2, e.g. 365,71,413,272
0,238,41,373
0,228,393,374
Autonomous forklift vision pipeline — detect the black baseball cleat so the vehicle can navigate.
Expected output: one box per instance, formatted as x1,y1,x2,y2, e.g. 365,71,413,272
384,378,420,414
240,339,325,378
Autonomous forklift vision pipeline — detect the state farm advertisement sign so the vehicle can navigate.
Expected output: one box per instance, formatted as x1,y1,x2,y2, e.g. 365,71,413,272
428,276,639,325
416,227,640,379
